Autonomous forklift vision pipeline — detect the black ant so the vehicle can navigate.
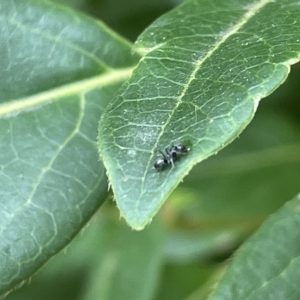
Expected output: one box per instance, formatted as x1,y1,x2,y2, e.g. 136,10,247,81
154,142,189,171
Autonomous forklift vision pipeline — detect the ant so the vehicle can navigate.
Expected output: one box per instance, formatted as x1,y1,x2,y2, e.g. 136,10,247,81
154,142,189,171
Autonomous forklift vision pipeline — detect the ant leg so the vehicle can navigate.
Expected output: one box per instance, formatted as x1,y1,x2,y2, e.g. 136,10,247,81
170,158,174,168
156,149,166,158
164,148,174,167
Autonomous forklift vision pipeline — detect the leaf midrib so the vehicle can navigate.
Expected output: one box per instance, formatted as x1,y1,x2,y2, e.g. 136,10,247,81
0,68,133,117
134,0,273,220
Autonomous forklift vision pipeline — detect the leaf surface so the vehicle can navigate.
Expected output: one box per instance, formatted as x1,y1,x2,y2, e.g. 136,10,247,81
98,0,300,229
0,0,138,295
81,218,164,300
209,194,300,300
181,109,300,219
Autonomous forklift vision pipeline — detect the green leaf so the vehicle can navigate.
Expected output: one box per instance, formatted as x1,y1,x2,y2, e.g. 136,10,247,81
209,193,300,300
65,0,178,41
98,0,300,229
0,0,138,296
81,218,164,300
3,213,165,300
164,228,247,263
180,109,300,220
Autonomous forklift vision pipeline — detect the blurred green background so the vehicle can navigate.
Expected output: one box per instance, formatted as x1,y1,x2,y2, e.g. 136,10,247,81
6,0,300,299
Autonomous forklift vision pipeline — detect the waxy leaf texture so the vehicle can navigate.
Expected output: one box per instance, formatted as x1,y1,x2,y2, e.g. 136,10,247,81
98,0,300,229
0,0,138,295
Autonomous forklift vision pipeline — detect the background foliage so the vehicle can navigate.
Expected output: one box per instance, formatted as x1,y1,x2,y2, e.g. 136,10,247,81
1,0,300,299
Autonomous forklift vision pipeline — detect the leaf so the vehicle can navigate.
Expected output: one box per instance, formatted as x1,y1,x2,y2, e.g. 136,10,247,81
164,228,247,263
0,0,138,296
98,0,300,229
66,0,178,41
80,218,164,300
209,193,300,300
3,214,165,300
180,109,300,220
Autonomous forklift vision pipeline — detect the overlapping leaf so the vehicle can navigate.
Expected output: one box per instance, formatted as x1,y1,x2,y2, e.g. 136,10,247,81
0,0,139,296
81,218,164,300
209,194,300,300
98,0,300,229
